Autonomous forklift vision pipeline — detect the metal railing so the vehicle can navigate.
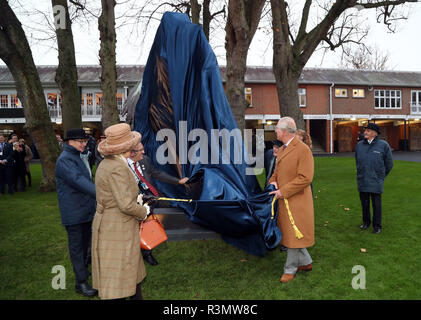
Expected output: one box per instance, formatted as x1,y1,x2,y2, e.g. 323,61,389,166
48,105,123,119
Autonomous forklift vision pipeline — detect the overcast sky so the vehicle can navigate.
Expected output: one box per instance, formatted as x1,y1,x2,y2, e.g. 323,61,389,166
2,0,421,72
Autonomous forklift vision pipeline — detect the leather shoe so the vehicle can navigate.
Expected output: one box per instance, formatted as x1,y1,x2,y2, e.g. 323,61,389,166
297,263,312,272
360,223,370,230
372,228,381,234
279,245,288,252
75,282,98,297
143,252,158,266
280,273,295,283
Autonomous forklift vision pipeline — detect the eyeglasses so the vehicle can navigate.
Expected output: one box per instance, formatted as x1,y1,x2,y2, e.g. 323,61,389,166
75,139,88,144
131,148,144,154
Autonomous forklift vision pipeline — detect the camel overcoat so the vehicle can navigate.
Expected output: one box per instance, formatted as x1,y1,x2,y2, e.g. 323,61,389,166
92,155,148,300
269,137,315,248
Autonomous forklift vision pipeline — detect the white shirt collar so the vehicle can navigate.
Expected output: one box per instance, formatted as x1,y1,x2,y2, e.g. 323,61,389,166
285,136,295,147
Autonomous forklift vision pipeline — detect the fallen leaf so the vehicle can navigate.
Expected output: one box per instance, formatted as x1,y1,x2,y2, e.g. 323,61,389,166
194,293,200,299
360,248,367,253
339,204,344,207
241,259,247,262
314,196,318,199
344,208,350,211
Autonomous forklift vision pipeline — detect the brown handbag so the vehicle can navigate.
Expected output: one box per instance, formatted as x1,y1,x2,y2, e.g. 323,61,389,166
140,214,168,250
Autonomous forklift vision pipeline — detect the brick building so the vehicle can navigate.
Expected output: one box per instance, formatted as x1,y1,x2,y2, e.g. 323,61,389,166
1,65,421,152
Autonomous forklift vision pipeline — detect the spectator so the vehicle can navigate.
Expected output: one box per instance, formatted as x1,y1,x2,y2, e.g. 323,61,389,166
296,129,312,149
55,128,97,297
56,134,64,150
264,140,282,187
12,141,27,192
86,135,97,170
0,135,15,195
94,135,106,168
20,139,33,188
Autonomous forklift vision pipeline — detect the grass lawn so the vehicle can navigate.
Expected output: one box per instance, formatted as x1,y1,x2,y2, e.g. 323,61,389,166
0,157,420,300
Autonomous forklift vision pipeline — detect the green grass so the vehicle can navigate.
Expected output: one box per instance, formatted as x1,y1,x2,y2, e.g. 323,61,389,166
0,158,420,300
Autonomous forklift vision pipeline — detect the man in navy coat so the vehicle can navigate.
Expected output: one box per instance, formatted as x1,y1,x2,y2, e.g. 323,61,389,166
355,123,393,234
0,135,15,195
55,128,97,297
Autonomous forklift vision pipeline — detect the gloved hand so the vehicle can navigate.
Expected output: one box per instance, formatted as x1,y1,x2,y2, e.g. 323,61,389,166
137,193,143,205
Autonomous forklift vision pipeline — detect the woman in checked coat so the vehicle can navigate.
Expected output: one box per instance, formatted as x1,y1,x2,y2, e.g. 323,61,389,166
92,123,150,300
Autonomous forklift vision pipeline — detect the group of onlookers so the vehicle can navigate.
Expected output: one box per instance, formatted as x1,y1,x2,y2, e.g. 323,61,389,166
0,133,33,195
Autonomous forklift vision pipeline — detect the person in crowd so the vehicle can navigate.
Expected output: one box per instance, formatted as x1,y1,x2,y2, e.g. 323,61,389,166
127,142,189,266
269,117,314,283
55,128,97,297
296,129,312,150
355,123,393,234
12,141,27,192
9,133,18,145
94,135,106,167
86,135,97,170
264,140,282,187
56,134,64,150
92,123,150,300
20,139,33,188
357,130,365,142
296,129,314,196
0,135,15,195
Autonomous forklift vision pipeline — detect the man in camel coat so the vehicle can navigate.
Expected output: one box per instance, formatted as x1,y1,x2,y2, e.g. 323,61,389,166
269,117,314,283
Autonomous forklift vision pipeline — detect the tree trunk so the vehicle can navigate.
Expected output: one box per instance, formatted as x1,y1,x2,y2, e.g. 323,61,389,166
0,0,60,191
98,0,120,130
202,0,210,40
225,0,265,132
271,0,305,129
52,0,82,134
190,0,201,24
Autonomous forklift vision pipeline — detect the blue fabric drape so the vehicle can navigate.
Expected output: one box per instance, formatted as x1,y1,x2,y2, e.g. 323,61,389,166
133,12,281,256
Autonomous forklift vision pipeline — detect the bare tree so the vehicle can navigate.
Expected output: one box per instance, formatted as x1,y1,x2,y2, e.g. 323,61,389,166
52,0,82,134
99,0,120,130
225,0,266,132
340,44,391,70
0,0,61,191
270,0,418,129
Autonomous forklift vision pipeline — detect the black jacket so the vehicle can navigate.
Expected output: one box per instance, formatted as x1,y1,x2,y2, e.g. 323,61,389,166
0,142,14,167
355,137,393,194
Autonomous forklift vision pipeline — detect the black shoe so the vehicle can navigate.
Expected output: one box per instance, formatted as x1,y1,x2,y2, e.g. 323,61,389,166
360,223,370,230
143,252,158,266
75,281,98,297
372,228,382,234
279,245,288,252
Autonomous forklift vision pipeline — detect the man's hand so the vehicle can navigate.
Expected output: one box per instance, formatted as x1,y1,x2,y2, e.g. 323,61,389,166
178,177,189,184
270,181,278,189
269,189,283,199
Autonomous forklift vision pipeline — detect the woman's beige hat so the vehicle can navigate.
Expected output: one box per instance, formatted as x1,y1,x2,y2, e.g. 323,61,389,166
97,123,141,156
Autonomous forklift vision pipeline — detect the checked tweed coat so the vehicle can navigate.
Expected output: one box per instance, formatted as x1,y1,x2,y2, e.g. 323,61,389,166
92,155,148,299
269,137,315,249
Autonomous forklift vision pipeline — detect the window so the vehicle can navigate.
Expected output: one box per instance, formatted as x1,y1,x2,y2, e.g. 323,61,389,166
0,94,8,108
374,90,401,109
411,90,421,113
335,88,348,97
352,89,365,98
244,87,253,107
298,88,306,107
10,94,19,107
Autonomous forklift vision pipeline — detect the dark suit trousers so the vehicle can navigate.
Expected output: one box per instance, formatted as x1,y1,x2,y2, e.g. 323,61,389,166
359,192,382,230
0,166,14,194
65,221,92,283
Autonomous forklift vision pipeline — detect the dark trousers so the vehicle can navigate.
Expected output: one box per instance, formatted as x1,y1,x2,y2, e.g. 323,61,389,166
65,221,92,284
0,166,14,194
359,192,382,230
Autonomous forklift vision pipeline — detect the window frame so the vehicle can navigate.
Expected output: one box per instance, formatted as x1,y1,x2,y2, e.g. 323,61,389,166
374,89,402,109
298,88,306,107
352,88,365,99
335,88,348,98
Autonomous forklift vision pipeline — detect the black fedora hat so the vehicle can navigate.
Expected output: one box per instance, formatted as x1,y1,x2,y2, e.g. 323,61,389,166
272,139,283,147
364,123,381,134
64,128,88,141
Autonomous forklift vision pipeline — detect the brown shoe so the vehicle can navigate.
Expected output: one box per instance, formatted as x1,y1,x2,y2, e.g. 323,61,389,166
280,273,295,283
297,264,312,272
